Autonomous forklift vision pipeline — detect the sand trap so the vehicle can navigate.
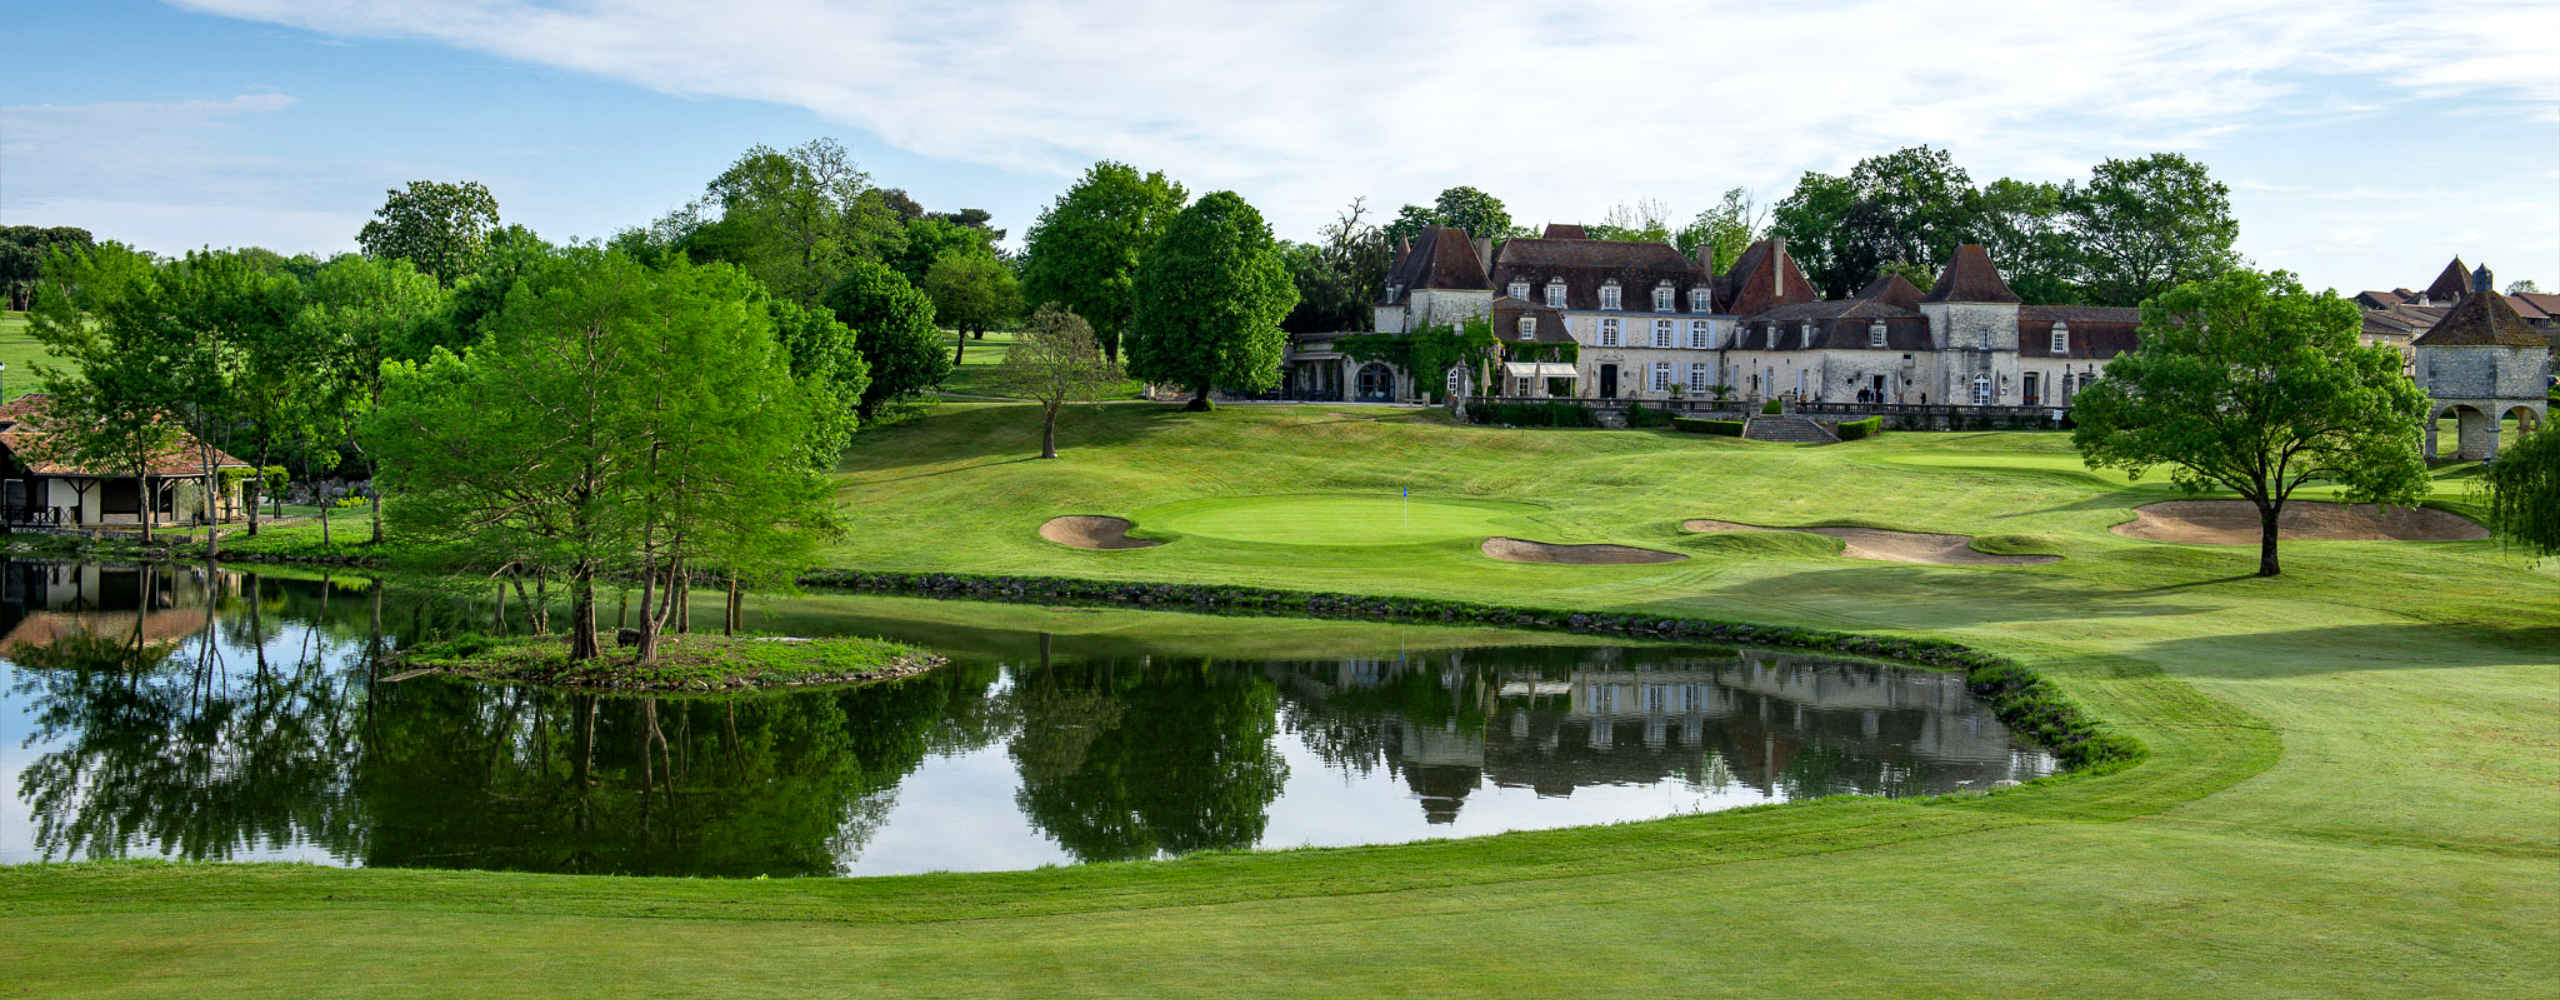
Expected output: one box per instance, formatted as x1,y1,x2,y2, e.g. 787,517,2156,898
1682,519,2060,566
1481,536,1687,565
1038,515,1163,550
2112,501,2487,545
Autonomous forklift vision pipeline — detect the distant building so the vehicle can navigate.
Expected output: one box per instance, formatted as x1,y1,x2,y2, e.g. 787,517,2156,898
0,394,252,528
2358,257,2560,368
2411,265,2551,460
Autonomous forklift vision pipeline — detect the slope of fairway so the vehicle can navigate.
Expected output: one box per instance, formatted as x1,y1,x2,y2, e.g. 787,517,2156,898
8,400,2556,998
1132,493,1544,546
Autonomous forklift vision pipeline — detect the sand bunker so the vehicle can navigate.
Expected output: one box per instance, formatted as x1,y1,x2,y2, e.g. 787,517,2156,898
2112,501,2487,545
1682,519,2061,566
1038,515,1163,550
1481,536,1687,565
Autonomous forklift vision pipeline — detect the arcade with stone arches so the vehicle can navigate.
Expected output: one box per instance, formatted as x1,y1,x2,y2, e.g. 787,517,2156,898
2426,399,2546,462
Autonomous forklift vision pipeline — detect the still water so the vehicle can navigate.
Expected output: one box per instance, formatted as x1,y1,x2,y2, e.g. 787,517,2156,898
0,561,2052,877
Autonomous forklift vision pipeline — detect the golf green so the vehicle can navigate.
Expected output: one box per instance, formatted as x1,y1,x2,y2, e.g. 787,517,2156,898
1130,494,1544,546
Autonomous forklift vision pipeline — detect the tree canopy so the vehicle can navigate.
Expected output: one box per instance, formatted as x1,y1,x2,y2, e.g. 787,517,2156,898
1280,198,1390,334
1674,189,1764,273
2483,426,2558,560
1126,191,1298,410
822,258,950,418
1020,161,1189,361
991,304,1120,459
2070,269,2427,576
2065,153,2242,307
357,180,501,287
1,226,95,311
922,251,1021,362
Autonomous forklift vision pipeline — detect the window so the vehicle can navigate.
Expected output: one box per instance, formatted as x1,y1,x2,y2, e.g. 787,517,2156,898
2051,329,2069,353
1598,318,1621,347
1653,285,1674,312
1517,317,1537,341
1653,319,1674,347
1688,363,1709,391
1651,363,1672,391
1545,280,1566,308
1801,322,1816,349
1691,288,1710,312
1869,322,1887,348
1689,320,1710,348
1600,283,1622,310
1972,376,1993,405
1509,280,1529,300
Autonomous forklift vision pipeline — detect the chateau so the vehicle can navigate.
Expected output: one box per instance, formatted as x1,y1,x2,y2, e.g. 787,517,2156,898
1289,225,2141,410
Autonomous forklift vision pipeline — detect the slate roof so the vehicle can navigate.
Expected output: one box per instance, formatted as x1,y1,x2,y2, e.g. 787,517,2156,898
1854,273,1926,311
1489,238,1711,315
2423,258,2471,304
1542,223,1589,240
2505,291,2560,322
1714,240,1818,316
1379,225,1491,305
1920,244,2021,304
2412,291,2549,348
2017,305,2142,360
1732,297,1930,351
1489,296,1578,345
0,394,252,477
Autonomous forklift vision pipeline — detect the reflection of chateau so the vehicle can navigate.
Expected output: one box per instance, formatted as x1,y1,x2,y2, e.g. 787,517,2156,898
0,561,226,656
1269,647,2047,825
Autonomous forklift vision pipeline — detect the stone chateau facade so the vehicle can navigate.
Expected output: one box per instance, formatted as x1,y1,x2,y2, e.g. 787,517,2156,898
1287,224,2140,409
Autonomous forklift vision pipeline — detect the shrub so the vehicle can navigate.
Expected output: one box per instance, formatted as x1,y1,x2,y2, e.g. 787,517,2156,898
1761,398,1783,415
1673,417,1745,436
1465,400,1597,428
1623,403,1673,428
1836,415,1884,440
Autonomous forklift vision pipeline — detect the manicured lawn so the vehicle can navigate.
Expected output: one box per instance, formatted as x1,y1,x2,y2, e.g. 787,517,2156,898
0,310,63,399
936,328,1147,399
1131,493,1546,546
6,402,2555,997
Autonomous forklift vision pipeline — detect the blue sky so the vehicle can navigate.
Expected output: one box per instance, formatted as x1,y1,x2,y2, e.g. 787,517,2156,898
4,0,2553,295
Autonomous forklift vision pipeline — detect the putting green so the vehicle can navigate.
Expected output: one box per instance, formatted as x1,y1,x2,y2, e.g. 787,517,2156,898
1130,494,1544,546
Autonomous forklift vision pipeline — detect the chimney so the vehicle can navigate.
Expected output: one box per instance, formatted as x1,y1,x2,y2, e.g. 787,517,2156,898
2473,263,2494,295
1770,237,1787,299
1473,237,1493,273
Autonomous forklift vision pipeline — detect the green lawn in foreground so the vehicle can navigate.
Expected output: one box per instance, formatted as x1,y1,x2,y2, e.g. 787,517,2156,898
0,310,62,400
8,402,2556,997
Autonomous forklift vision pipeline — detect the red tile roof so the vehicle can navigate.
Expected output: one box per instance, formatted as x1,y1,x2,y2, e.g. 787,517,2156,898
1541,223,1589,240
2423,258,2470,303
0,394,253,478
1379,225,1492,304
1854,273,1926,311
1714,240,1819,316
1920,244,2021,304
2413,292,2548,348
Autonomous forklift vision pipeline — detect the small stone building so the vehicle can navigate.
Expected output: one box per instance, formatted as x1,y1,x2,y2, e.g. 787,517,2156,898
2412,268,2550,460
0,393,254,528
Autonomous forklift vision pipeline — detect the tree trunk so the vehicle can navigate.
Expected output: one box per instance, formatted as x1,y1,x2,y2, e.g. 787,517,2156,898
568,568,599,661
201,449,218,560
370,491,383,545
138,475,153,545
2257,502,2282,577
953,333,967,367
319,487,331,547
246,461,261,538
1185,385,1213,412
1041,407,1059,459
723,573,740,636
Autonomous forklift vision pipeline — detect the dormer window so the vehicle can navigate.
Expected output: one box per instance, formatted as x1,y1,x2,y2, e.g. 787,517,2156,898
1652,285,1675,312
1517,317,1537,341
2051,322,2070,353
1545,280,1566,309
1800,322,1816,349
1690,288,1710,312
1600,282,1622,311
1508,280,1529,300
1869,321,1888,348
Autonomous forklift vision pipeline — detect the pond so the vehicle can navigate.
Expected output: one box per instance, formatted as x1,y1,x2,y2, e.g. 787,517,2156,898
0,561,2054,877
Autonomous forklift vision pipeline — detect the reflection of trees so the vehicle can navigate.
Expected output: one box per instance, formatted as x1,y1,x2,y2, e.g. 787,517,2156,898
1009,656,1287,863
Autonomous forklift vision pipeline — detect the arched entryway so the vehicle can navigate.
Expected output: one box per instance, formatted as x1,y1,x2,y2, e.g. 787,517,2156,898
2427,403,2499,461
1355,363,1396,402
2507,404,2544,437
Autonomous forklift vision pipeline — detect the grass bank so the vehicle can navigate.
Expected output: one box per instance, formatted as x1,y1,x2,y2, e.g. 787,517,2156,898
393,630,943,692
6,401,2555,997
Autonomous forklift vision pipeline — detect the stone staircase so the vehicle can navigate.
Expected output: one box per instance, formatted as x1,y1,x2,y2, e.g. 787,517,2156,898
1743,415,1839,444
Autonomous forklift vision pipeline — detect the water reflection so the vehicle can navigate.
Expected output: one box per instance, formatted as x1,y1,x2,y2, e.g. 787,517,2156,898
0,561,2052,877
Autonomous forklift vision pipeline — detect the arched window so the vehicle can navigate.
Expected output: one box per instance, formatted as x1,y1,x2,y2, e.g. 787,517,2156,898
1356,363,1397,402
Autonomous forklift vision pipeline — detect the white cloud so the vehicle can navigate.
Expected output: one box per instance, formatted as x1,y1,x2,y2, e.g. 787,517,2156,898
0,91,367,252
164,0,2559,242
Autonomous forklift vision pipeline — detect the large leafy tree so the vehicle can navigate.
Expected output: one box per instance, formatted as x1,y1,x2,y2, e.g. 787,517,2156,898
891,216,999,285
991,304,1120,459
684,138,881,306
1020,161,1189,362
1674,188,1765,273
763,296,868,467
1126,191,1298,411
356,180,501,286
1431,186,1513,240
1767,171,1861,298
24,243,184,542
2071,270,2427,576
822,258,950,418
921,252,1021,364
2064,152,2241,307
1281,198,1390,334
2483,426,2558,560
1587,199,1673,244
1,226,95,311
299,254,449,543
367,250,839,662
1974,178,2077,305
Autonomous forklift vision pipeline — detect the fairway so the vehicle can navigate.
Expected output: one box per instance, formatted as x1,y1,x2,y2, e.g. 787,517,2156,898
1130,493,1546,546
0,311,59,400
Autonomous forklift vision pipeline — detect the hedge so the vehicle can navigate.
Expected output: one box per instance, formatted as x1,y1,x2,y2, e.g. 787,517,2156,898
1463,400,1599,427
800,568,2145,774
1761,399,1783,415
1623,403,1674,428
1673,417,1746,436
1836,416,1884,440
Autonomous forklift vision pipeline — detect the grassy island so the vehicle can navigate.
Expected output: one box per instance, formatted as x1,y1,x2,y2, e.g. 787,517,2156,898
394,631,945,692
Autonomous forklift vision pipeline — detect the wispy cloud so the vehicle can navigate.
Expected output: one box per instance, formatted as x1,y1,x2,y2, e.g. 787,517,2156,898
165,0,2559,239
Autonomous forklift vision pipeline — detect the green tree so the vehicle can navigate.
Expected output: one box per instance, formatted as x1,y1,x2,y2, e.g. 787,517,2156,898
1380,203,1438,253
1675,188,1765,273
821,258,950,418
1588,199,1673,244
991,304,1120,459
689,138,876,306
1974,178,2077,304
892,216,999,285
764,296,868,468
300,254,449,543
1127,191,1298,411
407,224,552,362
2064,153,2240,307
1,226,95,311
2483,427,2558,560
2070,270,2427,576
1431,186,1513,241
1767,171,1861,298
2504,280,2541,295
1020,161,1189,362
356,180,501,286
921,252,1020,365
1281,198,1390,334
24,243,184,542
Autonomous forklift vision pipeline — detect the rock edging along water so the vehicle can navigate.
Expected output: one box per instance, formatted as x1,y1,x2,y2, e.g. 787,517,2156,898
798,569,2140,773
